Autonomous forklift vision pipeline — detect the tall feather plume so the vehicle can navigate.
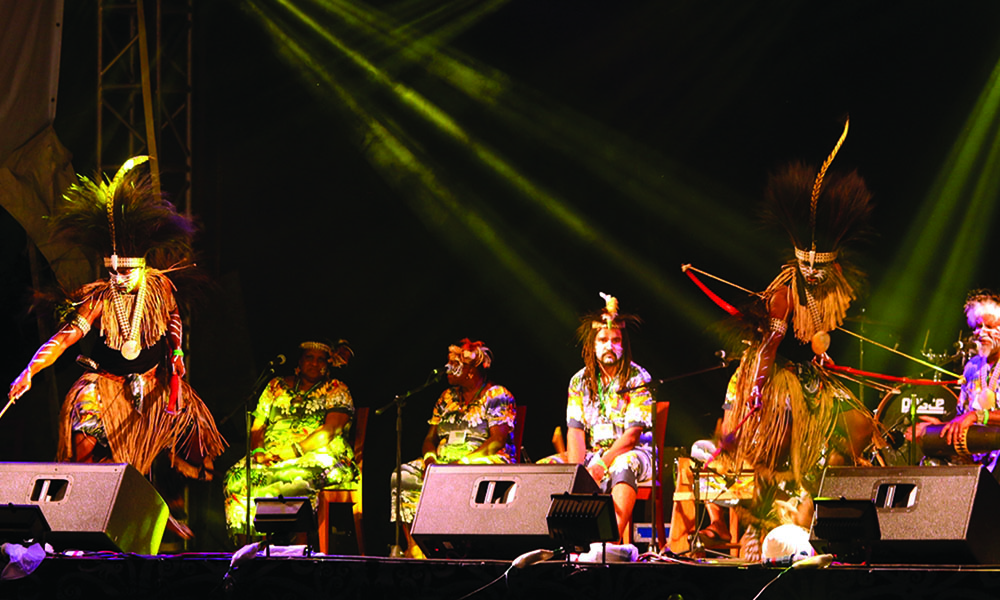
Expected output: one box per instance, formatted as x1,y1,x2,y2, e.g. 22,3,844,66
809,118,850,251
761,126,873,255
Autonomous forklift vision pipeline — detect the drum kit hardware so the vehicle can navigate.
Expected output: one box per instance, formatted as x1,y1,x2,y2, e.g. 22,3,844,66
866,337,975,467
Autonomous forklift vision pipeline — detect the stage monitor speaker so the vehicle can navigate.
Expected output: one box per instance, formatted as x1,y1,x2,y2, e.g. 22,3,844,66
0,462,168,554
411,464,601,558
811,465,1000,564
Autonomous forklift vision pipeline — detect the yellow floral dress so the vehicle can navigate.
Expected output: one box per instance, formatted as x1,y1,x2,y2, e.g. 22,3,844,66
223,377,357,538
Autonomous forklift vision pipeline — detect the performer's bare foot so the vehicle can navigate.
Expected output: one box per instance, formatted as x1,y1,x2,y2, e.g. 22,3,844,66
167,515,194,540
71,432,102,462
170,451,214,481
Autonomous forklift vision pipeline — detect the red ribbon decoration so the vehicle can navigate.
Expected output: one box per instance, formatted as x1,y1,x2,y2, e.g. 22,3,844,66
823,363,960,387
682,265,741,316
167,373,180,414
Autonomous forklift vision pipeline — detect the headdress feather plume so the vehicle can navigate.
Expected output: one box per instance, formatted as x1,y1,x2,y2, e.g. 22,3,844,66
761,119,873,259
53,156,195,270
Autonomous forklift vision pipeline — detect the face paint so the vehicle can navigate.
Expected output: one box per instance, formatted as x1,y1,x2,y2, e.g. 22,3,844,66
797,260,831,286
967,301,1000,358
595,327,624,367
110,267,143,293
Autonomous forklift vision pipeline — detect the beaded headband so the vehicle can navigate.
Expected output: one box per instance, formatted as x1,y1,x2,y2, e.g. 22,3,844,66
794,247,838,266
103,256,147,270
300,341,333,355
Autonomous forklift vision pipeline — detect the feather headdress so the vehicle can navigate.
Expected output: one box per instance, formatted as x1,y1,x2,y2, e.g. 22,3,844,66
761,119,873,266
52,156,195,269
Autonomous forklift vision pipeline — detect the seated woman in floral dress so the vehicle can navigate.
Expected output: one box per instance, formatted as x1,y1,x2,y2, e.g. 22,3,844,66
223,339,358,541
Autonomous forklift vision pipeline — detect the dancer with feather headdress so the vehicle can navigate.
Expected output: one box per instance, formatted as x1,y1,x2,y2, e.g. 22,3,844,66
8,157,226,502
711,120,877,558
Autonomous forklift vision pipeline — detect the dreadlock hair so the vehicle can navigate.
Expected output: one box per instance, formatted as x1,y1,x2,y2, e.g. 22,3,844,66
576,310,641,403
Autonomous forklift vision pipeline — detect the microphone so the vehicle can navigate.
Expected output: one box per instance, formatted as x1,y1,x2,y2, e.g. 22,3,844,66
715,349,738,364
791,553,834,569
429,367,448,382
757,549,813,568
512,548,554,569
269,355,286,367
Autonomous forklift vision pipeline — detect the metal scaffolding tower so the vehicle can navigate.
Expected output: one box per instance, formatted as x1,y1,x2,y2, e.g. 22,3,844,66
97,0,193,214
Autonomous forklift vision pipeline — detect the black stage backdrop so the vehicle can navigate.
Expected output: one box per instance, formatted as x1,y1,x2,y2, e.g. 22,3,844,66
2,0,1000,553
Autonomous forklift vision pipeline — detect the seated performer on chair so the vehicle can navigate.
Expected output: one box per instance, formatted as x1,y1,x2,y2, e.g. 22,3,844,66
7,156,227,538
223,339,358,542
390,338,516,558
712,121,876,559
542,293,653,543
914,291,1000,470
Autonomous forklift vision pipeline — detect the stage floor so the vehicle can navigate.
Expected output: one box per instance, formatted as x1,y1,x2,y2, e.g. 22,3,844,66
7,551,1000,600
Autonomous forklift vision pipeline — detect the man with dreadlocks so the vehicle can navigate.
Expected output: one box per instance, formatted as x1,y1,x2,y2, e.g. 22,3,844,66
712,120,877,560
557,293,653,543
7,157,226,533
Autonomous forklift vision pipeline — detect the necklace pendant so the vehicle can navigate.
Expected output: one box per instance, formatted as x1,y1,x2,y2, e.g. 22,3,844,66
121,340,141,360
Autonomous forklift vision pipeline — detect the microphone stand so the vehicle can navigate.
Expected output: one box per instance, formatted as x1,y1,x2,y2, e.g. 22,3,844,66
619,354,735,555
688,458,707,557
618,355,734,553
377,370,443,557
240,361,282,542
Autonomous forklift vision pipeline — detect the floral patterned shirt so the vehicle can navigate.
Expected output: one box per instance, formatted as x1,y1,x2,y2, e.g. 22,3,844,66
566,362,652,454
253,377,354,450
960,355,999,412
429,383,517,463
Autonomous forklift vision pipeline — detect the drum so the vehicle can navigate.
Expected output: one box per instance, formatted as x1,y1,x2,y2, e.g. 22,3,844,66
871,385,958,466
920,424,1000,458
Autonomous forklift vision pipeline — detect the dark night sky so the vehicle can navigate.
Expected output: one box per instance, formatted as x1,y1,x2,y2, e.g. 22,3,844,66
4,0,1000,552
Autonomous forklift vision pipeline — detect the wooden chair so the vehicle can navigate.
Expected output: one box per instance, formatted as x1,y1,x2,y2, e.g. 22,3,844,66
626,400,670,548
667,456,752,557
317,406,368,555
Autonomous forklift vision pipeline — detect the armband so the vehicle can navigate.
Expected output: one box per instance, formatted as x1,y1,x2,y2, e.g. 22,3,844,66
590,456,607,470
768,318,787,335
982,409,991,426
71,314,91,336
172,348,185,357
423,451,437,464
251,448,266,455
292,442,304,457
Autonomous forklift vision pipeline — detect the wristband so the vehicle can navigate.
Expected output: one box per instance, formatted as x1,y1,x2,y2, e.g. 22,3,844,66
423,452,437,464
292,442,304,457
592,456,607,469
172,348,184,357
251,447,266,455
982,409,991,426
